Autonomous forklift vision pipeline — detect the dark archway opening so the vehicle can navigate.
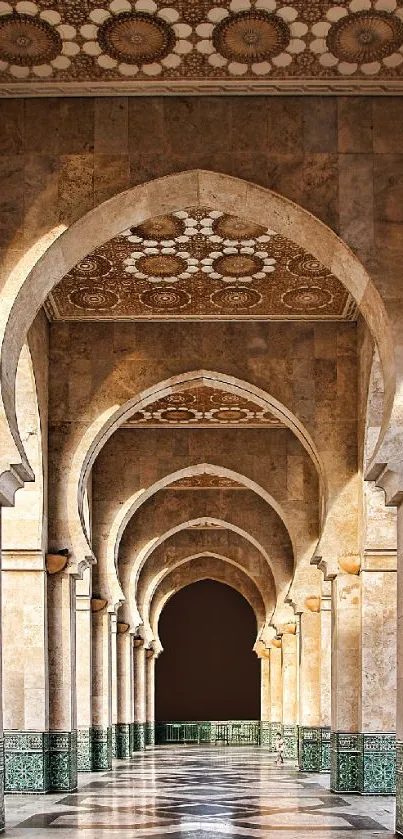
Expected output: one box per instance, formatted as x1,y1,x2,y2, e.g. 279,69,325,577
156,579,260,721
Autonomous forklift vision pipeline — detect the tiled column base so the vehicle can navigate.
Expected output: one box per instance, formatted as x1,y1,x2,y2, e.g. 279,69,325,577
92,726,112,771
260,721,271,747
112,726,117,759
358,733,395,794
145,723,155,746
282,725,298,760
298,727,331,772
330,732,360,792
132,723,146,751
0,735,4,830
5,731,50,793
396,741,403,835
77,727,92,772
115,724,131,759
49,731,77,792
5,731,77,793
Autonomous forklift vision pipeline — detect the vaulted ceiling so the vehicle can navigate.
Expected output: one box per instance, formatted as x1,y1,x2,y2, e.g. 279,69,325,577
1,0,403,94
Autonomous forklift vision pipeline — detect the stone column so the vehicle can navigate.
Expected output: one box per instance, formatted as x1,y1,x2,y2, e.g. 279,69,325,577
359,550,396,794
298,605,323,772
111,615,118,758
269,642,282,751
116,622,132,758
260,650,271,746
48,568,78,791
281,629,298,759
91,600,112,770
76,570,92,771
330,571,361,793
2,549,49,793
146,649,156,746
320,583,331,770
133,639,146,750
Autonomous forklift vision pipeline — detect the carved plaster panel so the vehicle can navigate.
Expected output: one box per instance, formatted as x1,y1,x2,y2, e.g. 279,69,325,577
2,0,403,93
45,207,357,321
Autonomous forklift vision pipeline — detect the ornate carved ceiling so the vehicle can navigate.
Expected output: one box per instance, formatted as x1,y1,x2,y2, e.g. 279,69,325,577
1,0,403,94
45,207,357,322
169,474,245,488
122,385,284,427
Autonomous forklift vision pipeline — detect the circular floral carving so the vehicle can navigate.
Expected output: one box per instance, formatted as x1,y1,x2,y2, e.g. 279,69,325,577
326,10,403,64
212,253,265,277
288,253,329,279
166,392,196,405
71,254,112,280
137,254,187,278
140,287,190,310
0,13,61,66
211,286,261,309
131,215,186,241
212,214,267,240
210,391,242,405
212,10,290,63
69,287,119,310
212,408,248,421
281,287,332,311
160,408,196,421
98,11,175,64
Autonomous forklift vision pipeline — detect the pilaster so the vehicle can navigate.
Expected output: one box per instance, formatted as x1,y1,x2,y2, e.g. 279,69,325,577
281,629,298,759
146,649,155,746
117,623,133,758
76,571,92,772
91,599,112,771
133,639,146,751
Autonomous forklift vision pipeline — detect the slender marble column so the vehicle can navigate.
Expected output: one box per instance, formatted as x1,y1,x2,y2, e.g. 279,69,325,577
2,550,49,792
116,623,132,758
76,571,92,771
133,639,146,750
48,570,78,791
146,650,155,746
111,615,118,758
298,609,322,771
91,604,112,770
260,651,271,746
270,643,282,747
282,631,298,758
359,551,396,794
330,572,361,793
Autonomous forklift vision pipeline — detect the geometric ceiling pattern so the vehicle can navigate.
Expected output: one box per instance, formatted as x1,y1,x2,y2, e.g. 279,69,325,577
45,207,357,321
168,474,245,488
1,0,403,94
123,385,285,427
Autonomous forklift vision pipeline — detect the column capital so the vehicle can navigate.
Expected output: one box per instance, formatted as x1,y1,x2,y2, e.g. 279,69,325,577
91,597,108,613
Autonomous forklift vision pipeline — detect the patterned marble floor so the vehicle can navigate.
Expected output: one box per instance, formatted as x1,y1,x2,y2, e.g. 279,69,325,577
4,746,396,838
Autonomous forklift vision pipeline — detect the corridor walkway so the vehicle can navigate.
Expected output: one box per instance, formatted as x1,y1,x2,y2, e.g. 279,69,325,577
4,746,395,838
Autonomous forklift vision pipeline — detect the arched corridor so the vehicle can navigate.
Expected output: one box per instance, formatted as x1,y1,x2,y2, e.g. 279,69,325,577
1,68,403,837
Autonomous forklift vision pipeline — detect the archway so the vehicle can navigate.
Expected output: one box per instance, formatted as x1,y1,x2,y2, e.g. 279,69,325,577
156,579,260,721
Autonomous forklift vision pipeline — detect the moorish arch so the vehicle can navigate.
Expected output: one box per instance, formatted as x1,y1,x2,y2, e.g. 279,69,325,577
97,461,303,611
0,171,394,515
138,550,275,651
148,554,268,655
117,516,294,630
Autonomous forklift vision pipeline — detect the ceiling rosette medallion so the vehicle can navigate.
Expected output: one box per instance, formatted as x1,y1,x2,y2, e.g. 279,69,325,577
310,0,403,75
0,1,76,77
44,206,356,321
197,0,307,75
80,0,190,76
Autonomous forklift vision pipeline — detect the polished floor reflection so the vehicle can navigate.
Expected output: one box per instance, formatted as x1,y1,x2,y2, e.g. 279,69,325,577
4,745,396,837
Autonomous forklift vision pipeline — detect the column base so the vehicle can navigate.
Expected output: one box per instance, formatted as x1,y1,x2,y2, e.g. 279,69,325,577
358,733,395,794
77,727,92,772
396,741,403,834
132,722,146,751
92,726,112,771
298,727,330,772
115,724,132,759
49,732,78,792
145,722,155,746
260,721,271,747
4,731,78,793
282,724,298,760
330,732,360,792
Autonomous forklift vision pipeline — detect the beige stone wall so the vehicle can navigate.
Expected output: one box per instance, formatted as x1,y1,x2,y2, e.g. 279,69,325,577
360,568,397,733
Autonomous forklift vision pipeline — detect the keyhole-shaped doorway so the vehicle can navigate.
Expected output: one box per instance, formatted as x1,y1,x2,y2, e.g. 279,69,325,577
156,579,260,721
